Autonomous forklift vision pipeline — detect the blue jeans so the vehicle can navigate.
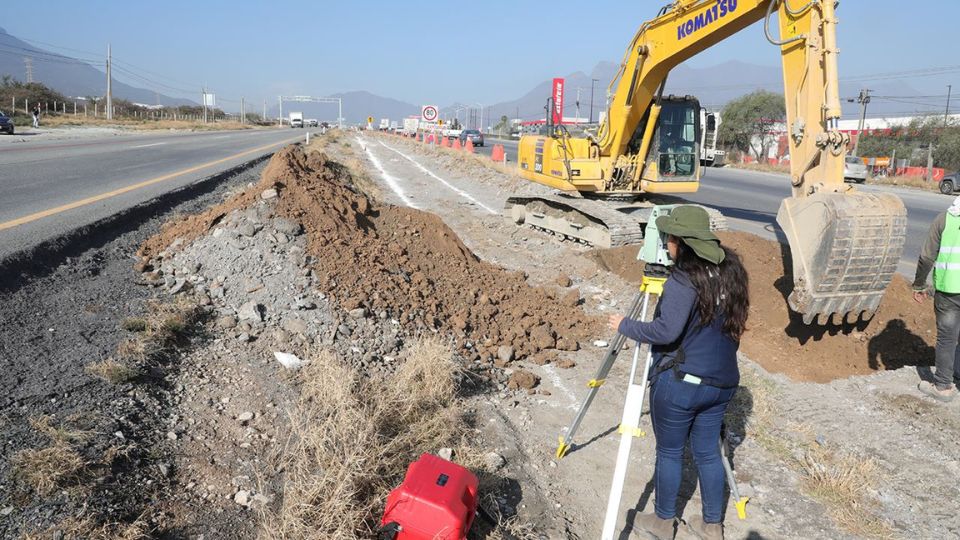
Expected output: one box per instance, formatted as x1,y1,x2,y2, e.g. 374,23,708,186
649,369,736,523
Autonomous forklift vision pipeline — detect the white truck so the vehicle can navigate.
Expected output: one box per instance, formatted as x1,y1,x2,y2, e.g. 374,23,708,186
402,117,420,136
379,118,390,131
288,111,304,128
699,109,725,167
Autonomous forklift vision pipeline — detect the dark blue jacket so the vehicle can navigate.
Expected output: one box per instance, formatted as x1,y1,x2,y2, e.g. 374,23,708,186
618,271,740,388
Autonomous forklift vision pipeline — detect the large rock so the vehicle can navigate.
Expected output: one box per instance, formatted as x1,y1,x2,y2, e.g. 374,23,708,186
507,369,540,390
237,302,264,322
497,345,515,364
273,217,303,236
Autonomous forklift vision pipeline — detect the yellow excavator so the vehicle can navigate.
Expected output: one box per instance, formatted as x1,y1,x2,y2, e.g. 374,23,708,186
509,0,907,324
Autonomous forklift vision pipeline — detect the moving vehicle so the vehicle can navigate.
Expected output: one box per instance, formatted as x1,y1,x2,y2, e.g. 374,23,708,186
940,171,960,195
700,109,724,166
306,119,319,127
510,0,907,324
288,112,303,128
379,118,390,131
844,155,868,183
0,110,13,134
459,129,484,147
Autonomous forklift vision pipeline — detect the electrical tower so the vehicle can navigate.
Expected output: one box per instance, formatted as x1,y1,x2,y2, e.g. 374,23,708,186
24,57,33,83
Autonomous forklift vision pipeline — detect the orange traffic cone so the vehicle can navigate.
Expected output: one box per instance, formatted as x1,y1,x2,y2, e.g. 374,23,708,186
440,136,450,148
491,144,505,162
464,138,474,153
453,138,462,150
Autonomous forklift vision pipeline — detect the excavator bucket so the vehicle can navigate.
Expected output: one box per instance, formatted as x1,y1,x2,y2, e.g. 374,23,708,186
776,191,907,324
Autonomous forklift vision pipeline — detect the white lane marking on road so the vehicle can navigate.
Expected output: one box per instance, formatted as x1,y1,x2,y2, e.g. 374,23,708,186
130,142,166,148
541,364,579,411
376,140,499,215
358,137,417,209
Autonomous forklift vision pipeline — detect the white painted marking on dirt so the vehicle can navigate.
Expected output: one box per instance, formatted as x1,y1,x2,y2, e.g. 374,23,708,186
130,142,166,148
376,141,499,215
358,137,418,209
541,364,579,411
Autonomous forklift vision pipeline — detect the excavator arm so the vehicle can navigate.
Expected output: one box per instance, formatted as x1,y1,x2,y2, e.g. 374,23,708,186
544,0,907,324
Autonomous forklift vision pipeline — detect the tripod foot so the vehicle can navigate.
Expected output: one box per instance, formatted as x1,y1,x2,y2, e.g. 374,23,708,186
556,437,571,459
734,497,749,520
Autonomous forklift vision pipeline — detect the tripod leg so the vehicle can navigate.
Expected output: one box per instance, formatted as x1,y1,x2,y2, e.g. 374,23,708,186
556,291,649,459
720,434,748,520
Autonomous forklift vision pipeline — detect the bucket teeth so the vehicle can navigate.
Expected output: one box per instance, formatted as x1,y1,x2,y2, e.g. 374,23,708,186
778,191,907,324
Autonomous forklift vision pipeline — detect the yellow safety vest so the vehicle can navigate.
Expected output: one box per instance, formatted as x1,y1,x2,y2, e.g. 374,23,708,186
934,213,960,293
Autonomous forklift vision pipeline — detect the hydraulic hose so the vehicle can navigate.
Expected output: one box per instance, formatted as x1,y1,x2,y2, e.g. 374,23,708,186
764,0,806,46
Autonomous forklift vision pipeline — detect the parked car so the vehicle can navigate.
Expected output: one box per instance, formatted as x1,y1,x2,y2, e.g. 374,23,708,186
459,129,484,147
939,171,960,195
843,155,868,183
0,110,14,134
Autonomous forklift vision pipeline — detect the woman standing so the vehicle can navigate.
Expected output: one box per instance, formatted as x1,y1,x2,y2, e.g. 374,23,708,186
607,206,749,540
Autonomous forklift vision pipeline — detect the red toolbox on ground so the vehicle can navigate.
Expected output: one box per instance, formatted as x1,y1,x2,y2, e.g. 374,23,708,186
380,453,479,540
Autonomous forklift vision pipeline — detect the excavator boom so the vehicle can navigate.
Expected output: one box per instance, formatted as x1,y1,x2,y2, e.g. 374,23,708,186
514,0,907,324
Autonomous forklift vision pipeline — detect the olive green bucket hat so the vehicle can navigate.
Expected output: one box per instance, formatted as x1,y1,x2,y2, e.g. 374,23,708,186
655,205,725,264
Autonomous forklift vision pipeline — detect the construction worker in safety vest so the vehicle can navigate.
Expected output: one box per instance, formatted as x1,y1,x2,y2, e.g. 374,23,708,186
913,195,960,402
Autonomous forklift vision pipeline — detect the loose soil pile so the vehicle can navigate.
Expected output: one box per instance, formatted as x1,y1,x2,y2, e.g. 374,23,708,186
588,232,935,382
142,144,599,363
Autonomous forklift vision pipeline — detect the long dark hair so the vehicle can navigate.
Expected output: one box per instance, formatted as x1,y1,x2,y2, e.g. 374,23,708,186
673,239,749,339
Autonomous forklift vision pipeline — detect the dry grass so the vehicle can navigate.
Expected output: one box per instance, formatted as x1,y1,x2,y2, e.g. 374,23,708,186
797,444,895,539
42,114,258,132
121,317,148,332
113,298,205,365
21,513,151,540
262,337,463,539
866,174,938,192
85,357,140,384
12,444,86,496
726,162,791,174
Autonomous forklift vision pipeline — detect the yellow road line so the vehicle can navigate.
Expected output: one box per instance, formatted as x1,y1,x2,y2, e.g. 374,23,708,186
0,135,300,232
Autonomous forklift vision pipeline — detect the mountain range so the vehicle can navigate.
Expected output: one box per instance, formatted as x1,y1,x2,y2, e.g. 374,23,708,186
0,27,195,106
0,26,930,124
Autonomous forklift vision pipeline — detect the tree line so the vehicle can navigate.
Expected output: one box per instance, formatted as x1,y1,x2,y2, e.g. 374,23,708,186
718,89,960,172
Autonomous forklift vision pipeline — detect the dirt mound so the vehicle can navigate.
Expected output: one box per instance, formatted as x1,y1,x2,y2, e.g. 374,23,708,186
588,232,934,383
143,145,598,362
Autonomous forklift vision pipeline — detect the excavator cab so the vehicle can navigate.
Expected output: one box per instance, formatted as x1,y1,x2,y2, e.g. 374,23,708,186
649,97,700,180
624,96,703,193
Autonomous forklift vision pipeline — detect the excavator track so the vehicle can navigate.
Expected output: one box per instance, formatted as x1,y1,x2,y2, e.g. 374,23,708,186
505,194,646,248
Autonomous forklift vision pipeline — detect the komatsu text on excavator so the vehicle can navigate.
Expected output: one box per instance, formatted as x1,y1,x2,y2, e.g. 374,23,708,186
509,0,907,324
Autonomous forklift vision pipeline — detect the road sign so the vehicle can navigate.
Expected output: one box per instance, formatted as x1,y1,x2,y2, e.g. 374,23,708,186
367,116,373,124
438,119,444,126
421,105,439,123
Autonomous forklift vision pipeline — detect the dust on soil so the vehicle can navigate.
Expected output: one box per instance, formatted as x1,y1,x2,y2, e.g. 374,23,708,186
588,231,935,383
144,144,600,363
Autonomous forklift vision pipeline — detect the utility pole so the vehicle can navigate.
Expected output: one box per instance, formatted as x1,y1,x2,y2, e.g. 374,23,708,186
576,87,581,122
105,44,113,120
278,96,282,127
589,78,598,124
852,88,870,157
240,97,245,124
262,100,266,122
202,87,208,123
23,57,33,83
945,84,953,126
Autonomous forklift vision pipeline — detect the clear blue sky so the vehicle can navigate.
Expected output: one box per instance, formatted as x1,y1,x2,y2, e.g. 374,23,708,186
3,0,958,110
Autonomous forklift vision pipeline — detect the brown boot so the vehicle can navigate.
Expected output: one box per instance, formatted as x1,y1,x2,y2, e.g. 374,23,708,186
681,515,723,540
632,512,676,540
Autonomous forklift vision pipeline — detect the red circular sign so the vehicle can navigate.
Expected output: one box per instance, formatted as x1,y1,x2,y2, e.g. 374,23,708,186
422,105,438,122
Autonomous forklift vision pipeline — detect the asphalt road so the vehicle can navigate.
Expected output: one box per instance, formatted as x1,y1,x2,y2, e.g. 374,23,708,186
0,128,303,260
476,136,942,277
